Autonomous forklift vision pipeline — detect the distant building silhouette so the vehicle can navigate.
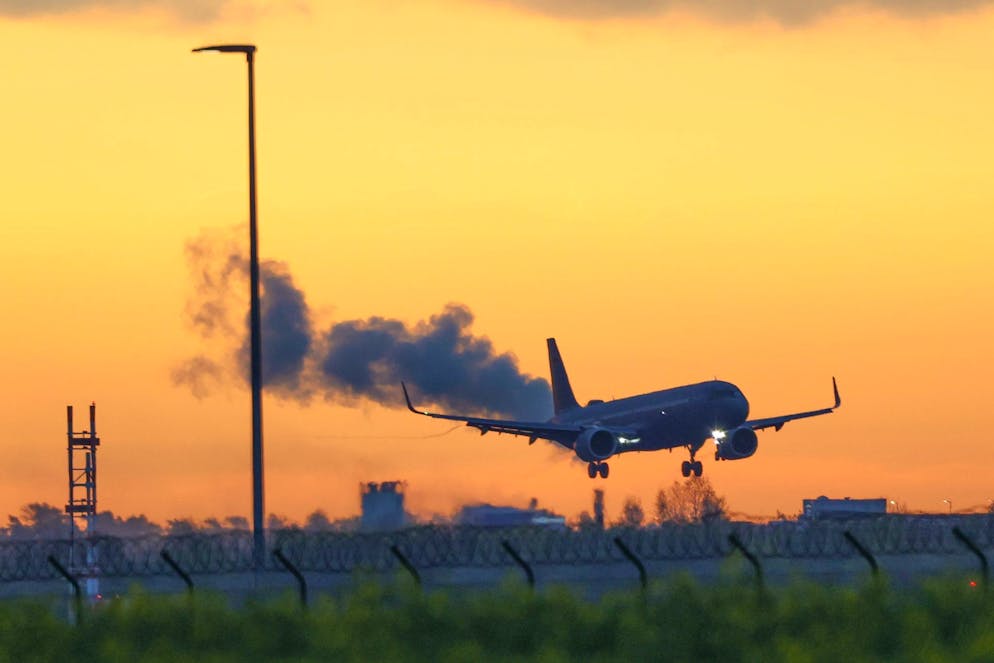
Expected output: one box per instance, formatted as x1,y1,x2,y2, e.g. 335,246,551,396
456,502,565,528
802,496,886,520
360,481,408,532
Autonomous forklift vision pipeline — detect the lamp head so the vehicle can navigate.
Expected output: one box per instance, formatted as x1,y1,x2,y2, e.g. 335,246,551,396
193,44,256,55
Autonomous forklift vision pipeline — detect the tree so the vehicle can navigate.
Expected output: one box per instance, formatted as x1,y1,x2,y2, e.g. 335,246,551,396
654,477,728,524
304,510,333,532
267,513,297,531
572,511,599,531
91,511,162,537
201,517,226,533
654,491,669,525
615,496,645,528
225,516,250,530
167,518,198,536
572,489,606,531
6,503,69,540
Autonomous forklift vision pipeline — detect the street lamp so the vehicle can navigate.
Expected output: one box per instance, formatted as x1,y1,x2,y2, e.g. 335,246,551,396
943,498,952,515
192,43,265,571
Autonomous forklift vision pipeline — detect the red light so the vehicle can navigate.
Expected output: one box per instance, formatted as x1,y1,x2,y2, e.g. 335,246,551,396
969,581,977,588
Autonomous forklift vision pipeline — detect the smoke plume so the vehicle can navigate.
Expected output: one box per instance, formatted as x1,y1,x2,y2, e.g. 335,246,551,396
174,230,552,420
182,229,244,339
239,261,313,397
483,0,994,25
171,355,225,400
317,305,552,419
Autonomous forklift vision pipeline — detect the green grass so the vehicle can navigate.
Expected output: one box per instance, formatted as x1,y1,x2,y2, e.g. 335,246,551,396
0,577,992,662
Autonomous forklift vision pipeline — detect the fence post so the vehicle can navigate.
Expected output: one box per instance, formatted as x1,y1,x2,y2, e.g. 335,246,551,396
48,556,82,625
390,545,421,589
952,527,989,592
160,550,194,596
727,533,764,592
501,540,535,589
843,531,879,577
613,537,647,593
273,547,308,608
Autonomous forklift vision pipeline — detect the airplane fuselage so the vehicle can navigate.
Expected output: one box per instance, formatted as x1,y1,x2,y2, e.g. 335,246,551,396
551,380,750,453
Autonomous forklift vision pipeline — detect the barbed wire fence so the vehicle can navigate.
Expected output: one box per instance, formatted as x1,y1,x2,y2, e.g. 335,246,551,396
2,515,991,583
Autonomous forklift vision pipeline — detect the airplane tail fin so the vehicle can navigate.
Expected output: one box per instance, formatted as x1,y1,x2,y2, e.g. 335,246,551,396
547,338,580,415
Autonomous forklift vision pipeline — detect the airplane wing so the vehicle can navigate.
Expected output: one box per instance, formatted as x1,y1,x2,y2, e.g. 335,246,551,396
402,383,581,448
743,377,841,432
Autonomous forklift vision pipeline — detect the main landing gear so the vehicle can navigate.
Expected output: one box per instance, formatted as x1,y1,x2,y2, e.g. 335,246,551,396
681,446,703,478
587,462,609,479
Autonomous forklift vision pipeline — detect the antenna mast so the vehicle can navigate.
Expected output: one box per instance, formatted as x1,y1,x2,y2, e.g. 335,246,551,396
65,403,101,601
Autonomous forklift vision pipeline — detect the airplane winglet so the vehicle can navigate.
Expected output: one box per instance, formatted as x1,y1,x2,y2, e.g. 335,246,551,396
832,377,841,409
401,382,422,414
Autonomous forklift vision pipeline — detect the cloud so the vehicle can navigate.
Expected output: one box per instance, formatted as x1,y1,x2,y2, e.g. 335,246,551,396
0,0,229,21
481,0,994,25
174,230,552,420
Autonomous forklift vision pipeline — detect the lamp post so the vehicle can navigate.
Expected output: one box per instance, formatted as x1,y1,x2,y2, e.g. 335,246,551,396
943,498,952,515
192,43,265,571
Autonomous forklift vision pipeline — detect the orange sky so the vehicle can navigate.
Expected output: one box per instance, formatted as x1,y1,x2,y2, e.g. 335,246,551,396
1,0,993,526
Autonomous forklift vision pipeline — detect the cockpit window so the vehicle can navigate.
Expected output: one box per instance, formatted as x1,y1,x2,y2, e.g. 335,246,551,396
709,388,737,401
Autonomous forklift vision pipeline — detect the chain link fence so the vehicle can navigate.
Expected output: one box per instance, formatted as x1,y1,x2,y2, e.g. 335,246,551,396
2,515,991,582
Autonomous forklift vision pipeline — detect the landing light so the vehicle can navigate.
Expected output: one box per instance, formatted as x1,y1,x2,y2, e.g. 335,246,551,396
712,430,726,441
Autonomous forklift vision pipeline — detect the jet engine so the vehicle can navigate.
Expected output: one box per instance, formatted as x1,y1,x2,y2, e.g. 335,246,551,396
715,427,758,461
573,428,619,462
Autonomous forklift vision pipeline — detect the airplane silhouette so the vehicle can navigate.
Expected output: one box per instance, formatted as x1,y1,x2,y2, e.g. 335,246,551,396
404,338,840,478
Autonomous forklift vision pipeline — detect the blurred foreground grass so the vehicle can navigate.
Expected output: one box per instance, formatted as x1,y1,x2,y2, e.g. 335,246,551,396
1,577,992,662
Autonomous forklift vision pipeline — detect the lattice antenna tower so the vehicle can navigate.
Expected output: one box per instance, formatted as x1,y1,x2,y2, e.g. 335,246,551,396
65,404,100,572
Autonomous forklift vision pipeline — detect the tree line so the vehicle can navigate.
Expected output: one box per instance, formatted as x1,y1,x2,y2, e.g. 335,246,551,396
2,477,730,540
575,477,728,529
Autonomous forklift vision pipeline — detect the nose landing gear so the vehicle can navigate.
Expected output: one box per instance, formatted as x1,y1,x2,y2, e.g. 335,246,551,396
587,461,609,479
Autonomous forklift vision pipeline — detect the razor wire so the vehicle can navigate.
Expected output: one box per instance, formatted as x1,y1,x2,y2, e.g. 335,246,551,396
1,515,991,582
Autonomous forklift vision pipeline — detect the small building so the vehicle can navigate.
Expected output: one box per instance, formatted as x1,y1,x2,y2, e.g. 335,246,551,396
456,503,566,528
802,496,887,521
360,481,407,531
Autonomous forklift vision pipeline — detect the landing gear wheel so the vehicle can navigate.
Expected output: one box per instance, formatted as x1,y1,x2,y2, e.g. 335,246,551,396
598,462,610,479
692,461,703,477
587,462,597,479
681,461,691,478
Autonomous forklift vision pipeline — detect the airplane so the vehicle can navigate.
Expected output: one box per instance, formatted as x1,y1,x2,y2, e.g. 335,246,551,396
402,338,840,479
